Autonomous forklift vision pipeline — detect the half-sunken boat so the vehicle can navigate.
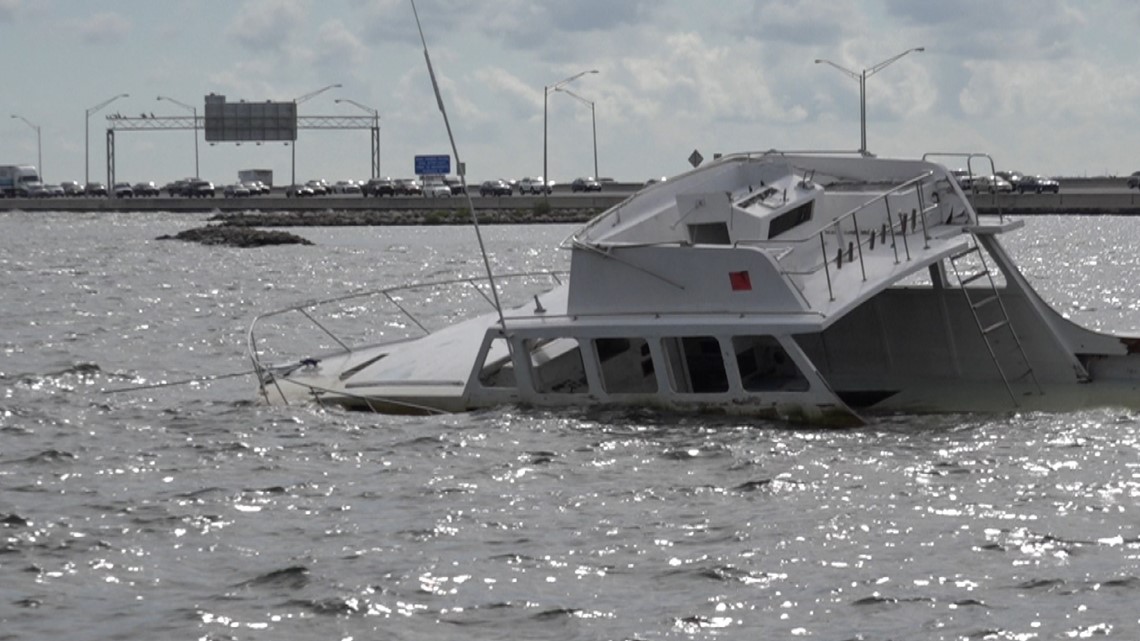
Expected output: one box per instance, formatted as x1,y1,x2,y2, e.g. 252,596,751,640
249,150,1140,425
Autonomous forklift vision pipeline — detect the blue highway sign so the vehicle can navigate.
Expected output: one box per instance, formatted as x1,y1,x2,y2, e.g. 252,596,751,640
414,154,451,175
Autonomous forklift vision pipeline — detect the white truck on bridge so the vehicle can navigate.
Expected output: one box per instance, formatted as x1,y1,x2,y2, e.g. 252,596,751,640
0,165,41,197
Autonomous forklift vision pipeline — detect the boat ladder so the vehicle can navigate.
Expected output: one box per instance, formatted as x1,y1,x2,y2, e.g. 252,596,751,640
947,241,1042,406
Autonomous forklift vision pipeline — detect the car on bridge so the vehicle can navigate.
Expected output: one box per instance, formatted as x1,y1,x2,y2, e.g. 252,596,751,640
517,177,551,195
444,176,466,195
1017,175,1060,194
972,175,1013,193
995,171,1026,191
133,181,160,197
187,180,215,198
479,179,512,196
422,178,451,198
331,180,362,195
224,183,251,198
363,177,395,197
394,178,423,196
571,177,602,192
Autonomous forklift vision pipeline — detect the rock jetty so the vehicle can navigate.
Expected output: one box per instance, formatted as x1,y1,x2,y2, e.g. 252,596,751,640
158,206,597,248
156,226,314,247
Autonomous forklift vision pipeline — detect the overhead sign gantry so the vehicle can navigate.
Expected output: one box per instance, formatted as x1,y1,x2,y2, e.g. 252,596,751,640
103,94,380,187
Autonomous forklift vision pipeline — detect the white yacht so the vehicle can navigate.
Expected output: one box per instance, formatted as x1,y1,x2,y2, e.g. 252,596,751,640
248,150,1140,425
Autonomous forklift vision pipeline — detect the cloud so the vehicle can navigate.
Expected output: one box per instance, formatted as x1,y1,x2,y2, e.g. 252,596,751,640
745,0,861,46
603,31,810,127
227,0,307,51
206,60,286,100
885,0,1086,61
545,0,648,32
359,0,448,47
77,11,131,45
314,19,367,68
958,59,1140,122
0,0,18,22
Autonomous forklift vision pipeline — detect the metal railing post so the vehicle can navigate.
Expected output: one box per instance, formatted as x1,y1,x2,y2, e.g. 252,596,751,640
884,194,900,264
820,233,834,300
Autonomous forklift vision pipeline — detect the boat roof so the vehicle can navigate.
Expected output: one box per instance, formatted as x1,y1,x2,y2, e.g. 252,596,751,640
561,150,1003,324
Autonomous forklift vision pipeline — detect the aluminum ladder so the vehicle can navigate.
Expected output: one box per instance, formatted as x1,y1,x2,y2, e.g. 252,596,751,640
948,241,1042,406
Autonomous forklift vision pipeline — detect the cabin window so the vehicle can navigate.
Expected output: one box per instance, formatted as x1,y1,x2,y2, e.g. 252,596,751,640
767,201,813,239
478,337,516,388
526,337,589,394
733,336,809,392
688,222,731,245
595,337,658,394
662,336,729,394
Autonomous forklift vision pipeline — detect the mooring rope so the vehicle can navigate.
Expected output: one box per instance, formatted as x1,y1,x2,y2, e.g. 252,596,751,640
100,370,256,394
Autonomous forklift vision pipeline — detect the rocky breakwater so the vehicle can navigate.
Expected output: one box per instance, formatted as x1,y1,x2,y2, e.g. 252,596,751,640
156,226,314,248
157,206,597,247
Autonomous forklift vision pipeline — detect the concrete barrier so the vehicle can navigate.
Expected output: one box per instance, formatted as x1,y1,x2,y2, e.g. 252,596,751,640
4,187,1140,216
970,191,1140,216
0,192,631,213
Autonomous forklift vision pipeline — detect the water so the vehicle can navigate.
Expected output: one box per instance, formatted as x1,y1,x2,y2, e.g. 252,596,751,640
2,211,1140,640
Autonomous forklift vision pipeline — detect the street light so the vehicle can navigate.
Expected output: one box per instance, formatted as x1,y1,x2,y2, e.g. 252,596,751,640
10,114,42,180
292,83,342,185
544,69,597,196
553,87,598,179
814,47,924,154
335,98,381,178
86,93,128,184
156,95,200,178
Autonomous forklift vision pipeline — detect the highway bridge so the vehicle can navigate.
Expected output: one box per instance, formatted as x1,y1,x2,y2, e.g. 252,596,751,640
5,178,1140,216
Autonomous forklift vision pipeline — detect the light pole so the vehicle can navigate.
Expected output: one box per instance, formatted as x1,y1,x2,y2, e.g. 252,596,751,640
335,98,381,178
10,114,42,179
553,87,598,179
292,83,342,185
544,69,597,195
814,47,924,154
86,93,128,184
156,95,199,178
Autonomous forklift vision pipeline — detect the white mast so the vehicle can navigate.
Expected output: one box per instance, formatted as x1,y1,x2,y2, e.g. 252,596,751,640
410,0,507,331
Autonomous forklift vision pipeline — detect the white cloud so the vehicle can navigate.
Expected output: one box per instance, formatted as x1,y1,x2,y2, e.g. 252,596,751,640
226,0,307,51
314,19,367,68
746,0,861,45
77,11,131,45
207,60,287,100
0,0,18,22
959,59,1140,122
11,0,1140,185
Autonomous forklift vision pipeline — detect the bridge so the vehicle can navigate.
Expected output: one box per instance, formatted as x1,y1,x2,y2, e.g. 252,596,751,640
6,179,1140,216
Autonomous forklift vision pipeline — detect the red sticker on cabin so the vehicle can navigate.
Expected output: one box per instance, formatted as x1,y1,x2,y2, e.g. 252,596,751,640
729,271,752,291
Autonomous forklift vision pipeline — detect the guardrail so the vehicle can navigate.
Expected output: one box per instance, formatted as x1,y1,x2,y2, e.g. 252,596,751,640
0,193,631,213
247,270,567,402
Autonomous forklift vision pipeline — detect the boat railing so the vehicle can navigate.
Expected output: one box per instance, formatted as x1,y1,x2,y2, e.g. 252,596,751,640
741,170,944,301
247,270,567,374
923,151,1004,222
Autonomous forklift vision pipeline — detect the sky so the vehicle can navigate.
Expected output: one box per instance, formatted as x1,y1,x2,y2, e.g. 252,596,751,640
2,0,1139,187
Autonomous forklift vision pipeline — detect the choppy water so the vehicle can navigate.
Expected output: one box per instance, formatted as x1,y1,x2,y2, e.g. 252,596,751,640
2,211,1140,640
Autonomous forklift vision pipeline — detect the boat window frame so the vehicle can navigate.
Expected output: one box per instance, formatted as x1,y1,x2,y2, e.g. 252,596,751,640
661,335,732,395
523,336,591,395
592,336,659,395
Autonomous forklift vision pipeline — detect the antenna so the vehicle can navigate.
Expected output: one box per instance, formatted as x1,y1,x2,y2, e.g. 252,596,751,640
410,0,507,331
